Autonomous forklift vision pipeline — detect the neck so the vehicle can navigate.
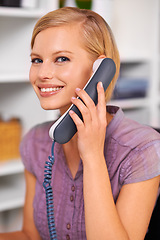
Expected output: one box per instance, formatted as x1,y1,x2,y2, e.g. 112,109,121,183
106,111,113,125
62,134,80,179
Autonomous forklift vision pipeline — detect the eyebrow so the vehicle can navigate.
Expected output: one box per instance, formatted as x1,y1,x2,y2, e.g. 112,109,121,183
52,50,73,55
30,52,39,57
30,50,73,57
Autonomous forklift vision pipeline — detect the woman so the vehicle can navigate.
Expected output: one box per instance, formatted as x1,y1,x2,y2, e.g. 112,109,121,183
1,7,160,240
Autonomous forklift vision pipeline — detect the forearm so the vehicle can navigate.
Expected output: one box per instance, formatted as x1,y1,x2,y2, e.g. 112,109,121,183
0,231,30,240
83,155,129,240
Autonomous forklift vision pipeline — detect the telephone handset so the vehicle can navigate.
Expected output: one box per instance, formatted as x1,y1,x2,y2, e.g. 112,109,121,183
49,58,116,144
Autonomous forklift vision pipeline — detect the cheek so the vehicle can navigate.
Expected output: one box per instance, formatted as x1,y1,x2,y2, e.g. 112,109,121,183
77,67,93,89
29,67,36,85
59,64,75,77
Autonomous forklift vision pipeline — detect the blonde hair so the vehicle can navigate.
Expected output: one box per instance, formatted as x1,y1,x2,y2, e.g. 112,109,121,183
31,7,120,102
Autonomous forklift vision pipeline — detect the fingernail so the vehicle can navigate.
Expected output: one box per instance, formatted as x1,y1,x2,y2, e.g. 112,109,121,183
71,96,76,100
99,82,103,87
76,88,81,92
69,110,74,114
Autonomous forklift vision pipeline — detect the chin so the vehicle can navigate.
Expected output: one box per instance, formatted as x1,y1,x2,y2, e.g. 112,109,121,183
40,100,71,113
40,102,58,111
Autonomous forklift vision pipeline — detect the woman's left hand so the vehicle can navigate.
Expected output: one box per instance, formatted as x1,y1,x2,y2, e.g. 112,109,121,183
69,81,107,163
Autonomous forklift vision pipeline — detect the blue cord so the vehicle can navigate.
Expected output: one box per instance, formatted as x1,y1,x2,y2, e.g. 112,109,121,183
43,141,58,240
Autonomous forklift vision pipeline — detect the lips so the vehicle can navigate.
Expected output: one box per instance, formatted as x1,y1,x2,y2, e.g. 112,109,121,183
38,85,64,97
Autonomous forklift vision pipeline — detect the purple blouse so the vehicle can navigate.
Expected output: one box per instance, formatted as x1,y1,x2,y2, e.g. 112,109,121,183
20,106,160,240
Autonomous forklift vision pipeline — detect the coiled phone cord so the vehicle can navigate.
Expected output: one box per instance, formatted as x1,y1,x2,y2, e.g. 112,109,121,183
43,141,58,240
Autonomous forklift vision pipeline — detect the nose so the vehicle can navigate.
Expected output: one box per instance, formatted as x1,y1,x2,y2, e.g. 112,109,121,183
38,61,54,80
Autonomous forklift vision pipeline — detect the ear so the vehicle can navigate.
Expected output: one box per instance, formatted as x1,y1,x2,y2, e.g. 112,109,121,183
98,54,107,59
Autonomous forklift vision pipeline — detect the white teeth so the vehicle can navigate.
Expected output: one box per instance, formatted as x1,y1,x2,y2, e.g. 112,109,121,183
40,87,62,93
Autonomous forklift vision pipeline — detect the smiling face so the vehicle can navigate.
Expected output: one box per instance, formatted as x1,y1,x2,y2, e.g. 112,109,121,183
29,24,94,114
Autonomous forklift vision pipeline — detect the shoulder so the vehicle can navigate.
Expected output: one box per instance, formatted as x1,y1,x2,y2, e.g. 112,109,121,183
106,106,160,149
115,120,160,149
24,121,53,142
105,106,160,185
21,121,55,151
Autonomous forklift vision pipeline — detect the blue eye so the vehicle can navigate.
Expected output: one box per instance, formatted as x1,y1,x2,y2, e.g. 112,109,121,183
31,58,43,64
56,56,70,63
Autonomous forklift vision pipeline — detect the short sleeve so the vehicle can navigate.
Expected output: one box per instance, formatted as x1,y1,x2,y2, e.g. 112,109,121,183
19,121,53,176
120,140,160,185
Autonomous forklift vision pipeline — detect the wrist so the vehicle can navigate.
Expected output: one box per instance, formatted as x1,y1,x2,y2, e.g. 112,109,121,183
82,153,106,171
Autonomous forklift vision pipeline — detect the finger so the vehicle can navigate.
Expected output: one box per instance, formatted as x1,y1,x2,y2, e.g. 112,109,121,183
75,88,97,118
69,109,84,131
71,96,92,125
97,82,107,122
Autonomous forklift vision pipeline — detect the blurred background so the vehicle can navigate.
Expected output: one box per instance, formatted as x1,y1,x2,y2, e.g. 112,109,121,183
0,0,159,233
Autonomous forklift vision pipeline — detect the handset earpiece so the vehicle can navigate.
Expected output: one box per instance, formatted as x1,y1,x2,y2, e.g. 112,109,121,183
49,58,116,144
